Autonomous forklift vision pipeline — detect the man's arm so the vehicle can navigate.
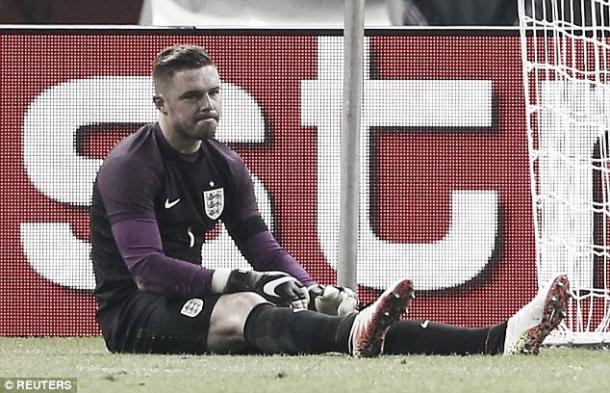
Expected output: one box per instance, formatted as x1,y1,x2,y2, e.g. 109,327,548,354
99,148,311,305
227,217,358,314
112,218,310,307
218,148,315,285
210,141,357,313
227,215,315,287
111,218,216,298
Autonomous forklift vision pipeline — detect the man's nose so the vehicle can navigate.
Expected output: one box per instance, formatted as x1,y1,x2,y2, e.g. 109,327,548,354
200,93,212,109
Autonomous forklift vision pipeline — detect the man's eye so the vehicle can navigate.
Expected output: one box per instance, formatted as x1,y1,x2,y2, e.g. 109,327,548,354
183,92,202,100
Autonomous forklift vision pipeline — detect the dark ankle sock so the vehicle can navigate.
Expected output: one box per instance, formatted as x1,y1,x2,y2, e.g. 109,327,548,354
243,304,357,354
383,320,507,355
486,321,508,355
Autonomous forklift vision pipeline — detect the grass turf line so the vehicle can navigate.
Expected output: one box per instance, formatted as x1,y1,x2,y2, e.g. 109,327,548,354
1,337,609,393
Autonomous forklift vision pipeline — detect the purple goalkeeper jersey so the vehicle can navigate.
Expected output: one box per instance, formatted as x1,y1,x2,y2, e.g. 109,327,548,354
90,123,313,312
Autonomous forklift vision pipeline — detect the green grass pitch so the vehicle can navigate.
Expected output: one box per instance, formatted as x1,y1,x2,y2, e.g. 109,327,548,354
1,337,609,393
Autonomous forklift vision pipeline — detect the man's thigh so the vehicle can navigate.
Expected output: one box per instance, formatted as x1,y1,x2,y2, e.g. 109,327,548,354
102,292,221,354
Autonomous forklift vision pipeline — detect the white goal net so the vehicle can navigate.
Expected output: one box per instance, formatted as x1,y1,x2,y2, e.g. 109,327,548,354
518,0,610,344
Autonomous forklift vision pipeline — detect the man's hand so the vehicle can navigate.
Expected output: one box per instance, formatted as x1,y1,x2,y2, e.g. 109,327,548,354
224,269,309,309
308,285,359,316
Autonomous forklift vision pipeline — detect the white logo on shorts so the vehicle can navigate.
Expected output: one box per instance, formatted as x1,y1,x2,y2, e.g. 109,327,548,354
180,298,204,318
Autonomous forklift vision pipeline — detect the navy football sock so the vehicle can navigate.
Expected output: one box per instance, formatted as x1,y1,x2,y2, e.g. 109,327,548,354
243,304,356,354
383,320,507,355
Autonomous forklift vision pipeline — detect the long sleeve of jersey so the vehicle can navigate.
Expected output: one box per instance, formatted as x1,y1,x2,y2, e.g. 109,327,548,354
110,218,216,298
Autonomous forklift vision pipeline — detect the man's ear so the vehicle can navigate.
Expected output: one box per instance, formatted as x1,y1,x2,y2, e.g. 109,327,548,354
153,95,166,114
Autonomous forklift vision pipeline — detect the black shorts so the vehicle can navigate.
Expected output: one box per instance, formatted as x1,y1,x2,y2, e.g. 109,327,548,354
98,292,221,354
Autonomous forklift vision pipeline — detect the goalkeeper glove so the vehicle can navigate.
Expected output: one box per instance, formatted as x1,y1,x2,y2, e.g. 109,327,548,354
224,269,309,309
308,284,359,316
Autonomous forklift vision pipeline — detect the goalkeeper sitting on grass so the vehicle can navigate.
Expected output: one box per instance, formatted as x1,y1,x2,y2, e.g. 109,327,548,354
90,44,569,357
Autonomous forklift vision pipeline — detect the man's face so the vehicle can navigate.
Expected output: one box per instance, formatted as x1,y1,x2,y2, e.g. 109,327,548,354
155,65,222,142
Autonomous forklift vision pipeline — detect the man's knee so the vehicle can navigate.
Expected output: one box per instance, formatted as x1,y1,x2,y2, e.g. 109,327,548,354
213,292,268,326
207,292,269,353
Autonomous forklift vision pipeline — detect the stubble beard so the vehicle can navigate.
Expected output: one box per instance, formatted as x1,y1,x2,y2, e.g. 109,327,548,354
176,119,217,142
198,125,216,140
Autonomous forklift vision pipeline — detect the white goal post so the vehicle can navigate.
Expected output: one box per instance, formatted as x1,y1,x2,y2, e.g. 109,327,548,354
518,0,610,344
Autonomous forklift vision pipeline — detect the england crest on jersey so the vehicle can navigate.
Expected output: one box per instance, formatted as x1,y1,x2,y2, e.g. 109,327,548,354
203,188,224,220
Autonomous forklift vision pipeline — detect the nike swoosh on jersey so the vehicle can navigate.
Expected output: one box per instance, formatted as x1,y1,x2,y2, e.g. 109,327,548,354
164,198,180,209
262,276,295,298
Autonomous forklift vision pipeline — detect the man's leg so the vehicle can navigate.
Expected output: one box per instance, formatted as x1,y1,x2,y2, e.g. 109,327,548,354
383,320,507,355
207,291,356,354
207,279,415,356
384,274,570,356
205,292,267,353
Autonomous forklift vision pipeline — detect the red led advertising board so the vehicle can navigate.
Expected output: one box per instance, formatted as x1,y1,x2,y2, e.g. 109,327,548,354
0,29,536,335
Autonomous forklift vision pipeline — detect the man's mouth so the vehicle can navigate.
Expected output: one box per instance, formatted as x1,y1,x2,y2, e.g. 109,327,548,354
197,113,219,122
